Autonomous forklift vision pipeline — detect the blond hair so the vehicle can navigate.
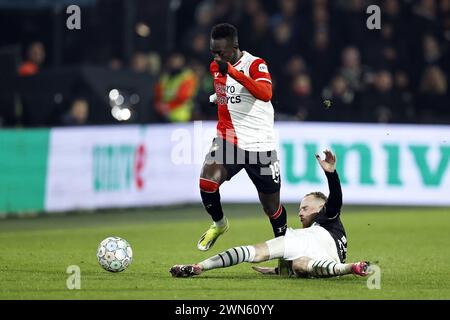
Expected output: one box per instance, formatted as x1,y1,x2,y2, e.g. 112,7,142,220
305,191,327,204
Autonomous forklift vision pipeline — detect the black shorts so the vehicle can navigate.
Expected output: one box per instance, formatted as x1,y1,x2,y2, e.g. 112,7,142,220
204,138,281,194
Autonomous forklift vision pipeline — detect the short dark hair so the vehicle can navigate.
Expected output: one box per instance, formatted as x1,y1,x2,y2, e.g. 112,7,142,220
305,191,327,203
211,23,238,46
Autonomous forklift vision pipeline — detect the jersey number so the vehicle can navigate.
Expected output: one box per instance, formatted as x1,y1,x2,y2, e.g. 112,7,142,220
269,161,280,184
337,235,347,261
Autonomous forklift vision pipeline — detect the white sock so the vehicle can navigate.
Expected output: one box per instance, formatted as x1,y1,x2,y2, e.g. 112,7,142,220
214,217,227,228
199,246,256,271
306,259,351,277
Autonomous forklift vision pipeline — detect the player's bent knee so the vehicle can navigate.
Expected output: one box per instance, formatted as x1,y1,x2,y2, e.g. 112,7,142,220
292,257,311,275
265,237,285,260
252,243,270,262
199,178,220,193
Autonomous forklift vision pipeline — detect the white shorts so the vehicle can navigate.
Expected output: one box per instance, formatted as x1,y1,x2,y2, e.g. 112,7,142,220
269,226,340,262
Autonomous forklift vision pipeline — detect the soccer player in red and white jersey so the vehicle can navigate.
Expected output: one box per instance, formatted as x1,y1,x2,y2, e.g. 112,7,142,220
197,23,288,259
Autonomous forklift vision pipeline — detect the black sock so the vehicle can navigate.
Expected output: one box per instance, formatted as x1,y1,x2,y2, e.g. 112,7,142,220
200,190,224,222
270,205,287,237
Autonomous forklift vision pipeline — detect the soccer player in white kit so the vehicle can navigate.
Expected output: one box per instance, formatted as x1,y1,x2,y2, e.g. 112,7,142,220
197,23,288,259
171,150,370,278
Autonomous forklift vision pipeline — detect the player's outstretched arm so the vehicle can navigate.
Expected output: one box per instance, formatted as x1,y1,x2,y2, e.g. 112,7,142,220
315,150,342,216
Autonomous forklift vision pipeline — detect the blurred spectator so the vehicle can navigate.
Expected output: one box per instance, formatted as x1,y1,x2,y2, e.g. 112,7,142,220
361,70,397,123
394,70,416,123
417,66,449,123
278,55,308,86
312,2,330,32
384,0,402,23
363,22,406,71
109,57,123,71
194,1,216,32
275,55,308,113
147,52,162,76
321,74,357,122
439,0,450,43
308,29,336,93
265,20,299,78
290,73,316,121
184,31,211,66
276,72,316,121
338,46,370,93
154,52,198,122
131,52,149,73
422,34,447,70
285,55,308,75
18,41,45,77
61,98,89,126
238,0,264,39
212,0,238,24
130,51,161,76
412,0,441,37
270,0,300,37
190,60,216,121
182,1,215,63
382,0,409,44
239,10,271,55
339,0,367,48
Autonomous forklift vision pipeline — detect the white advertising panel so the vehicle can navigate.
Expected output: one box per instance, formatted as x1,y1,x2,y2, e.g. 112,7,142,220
45,122,450,211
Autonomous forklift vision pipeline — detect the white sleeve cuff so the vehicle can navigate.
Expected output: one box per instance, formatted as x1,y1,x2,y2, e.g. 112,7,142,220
209,93,217,103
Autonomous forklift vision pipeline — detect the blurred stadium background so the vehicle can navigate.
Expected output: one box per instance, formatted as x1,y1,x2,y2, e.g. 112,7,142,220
1,0,449,127
0,0,449,300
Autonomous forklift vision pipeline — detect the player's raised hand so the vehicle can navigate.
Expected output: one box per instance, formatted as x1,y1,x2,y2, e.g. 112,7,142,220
215,58,229,76
315,149,336,173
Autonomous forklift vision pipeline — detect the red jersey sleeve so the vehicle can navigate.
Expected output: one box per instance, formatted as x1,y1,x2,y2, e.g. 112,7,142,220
228,60,272,102
210,61,219,75
249,58,272,84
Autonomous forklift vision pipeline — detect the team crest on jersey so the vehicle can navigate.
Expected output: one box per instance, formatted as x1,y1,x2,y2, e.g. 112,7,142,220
258,64,268,73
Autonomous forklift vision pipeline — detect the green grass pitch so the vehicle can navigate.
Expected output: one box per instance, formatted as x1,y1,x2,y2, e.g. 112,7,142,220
0,204,449,300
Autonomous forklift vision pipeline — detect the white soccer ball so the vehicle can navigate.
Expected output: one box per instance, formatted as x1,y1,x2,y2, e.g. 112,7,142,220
97,236,133,272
